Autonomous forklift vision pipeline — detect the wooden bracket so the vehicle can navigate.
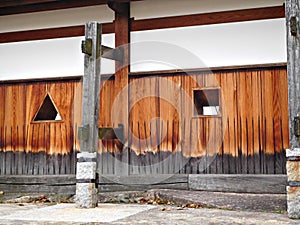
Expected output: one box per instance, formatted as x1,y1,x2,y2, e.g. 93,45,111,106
82,40,123,62
101,45,123,63
98,124,124,142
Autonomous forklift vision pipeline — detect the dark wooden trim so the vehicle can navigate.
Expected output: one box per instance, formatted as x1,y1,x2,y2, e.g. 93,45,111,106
131,5,285,32
0,23,114,43
129,63,287,77
0,75,82,84
0,5,285,43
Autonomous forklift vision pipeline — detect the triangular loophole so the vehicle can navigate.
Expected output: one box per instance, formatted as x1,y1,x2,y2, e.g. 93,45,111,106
33,94,62,121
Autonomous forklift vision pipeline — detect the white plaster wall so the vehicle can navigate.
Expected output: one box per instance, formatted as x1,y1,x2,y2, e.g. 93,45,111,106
131,18,287,72
0,34,115,80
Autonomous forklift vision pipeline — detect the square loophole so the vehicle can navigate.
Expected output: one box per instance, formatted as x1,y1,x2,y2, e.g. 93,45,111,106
193,88,220,116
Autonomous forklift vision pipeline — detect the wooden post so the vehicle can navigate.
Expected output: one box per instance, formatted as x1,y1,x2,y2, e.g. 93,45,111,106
286,0,300,219
110,1,130,127
76,22,101,208
108,1,130,175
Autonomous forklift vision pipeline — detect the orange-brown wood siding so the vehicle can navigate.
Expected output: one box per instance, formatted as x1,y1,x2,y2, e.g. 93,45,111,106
0,79,81,155
0,66,289,163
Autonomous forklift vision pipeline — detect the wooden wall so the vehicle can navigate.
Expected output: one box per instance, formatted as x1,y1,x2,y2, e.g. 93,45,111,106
0,79,79,154
0,79,80,174
0,65,289,175
98,65,289,175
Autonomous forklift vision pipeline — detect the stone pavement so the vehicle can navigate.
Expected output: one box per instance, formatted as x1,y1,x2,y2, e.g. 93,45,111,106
0,190,298,224
0,203,298,225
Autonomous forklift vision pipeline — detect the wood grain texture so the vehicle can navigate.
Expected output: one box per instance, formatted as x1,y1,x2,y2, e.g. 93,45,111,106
189,174,287,194
112,1,130,142
0,65,288,175
0,79,80,156
286,0,300,151
0,174,286,193
132,6,285,32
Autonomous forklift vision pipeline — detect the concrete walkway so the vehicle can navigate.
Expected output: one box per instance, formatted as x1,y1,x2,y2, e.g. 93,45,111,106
0,190,299,224
0,203,298,225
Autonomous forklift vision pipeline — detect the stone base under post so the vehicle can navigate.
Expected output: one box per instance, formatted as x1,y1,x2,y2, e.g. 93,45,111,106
286,149,300,219
287,186,300,219
76,183,98,208
76,152,98,208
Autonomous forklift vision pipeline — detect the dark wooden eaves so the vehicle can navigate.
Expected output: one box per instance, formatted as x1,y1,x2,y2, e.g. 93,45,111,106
0,0,138,16
0,5,285,43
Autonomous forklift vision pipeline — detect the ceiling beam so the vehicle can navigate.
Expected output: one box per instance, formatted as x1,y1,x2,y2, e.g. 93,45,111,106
0,5,285,43
132,5,285,31
0,23,114,43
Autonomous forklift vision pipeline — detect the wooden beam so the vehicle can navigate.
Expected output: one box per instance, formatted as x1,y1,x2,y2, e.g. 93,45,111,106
0,5,285,43
131,5,285,31
114,1,130,69
0,26,84,43
101,45,123,62
113,0,130,106
0,23,114,43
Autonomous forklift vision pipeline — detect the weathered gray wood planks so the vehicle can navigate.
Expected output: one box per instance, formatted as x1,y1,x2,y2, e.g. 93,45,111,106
0,174,286,194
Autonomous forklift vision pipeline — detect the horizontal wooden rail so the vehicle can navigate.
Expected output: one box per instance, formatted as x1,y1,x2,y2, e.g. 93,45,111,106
0,174,287,193
0,5,285,43
131,5,285,31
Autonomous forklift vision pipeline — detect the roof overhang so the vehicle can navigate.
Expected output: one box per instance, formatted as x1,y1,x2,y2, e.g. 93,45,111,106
0,0,140,16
